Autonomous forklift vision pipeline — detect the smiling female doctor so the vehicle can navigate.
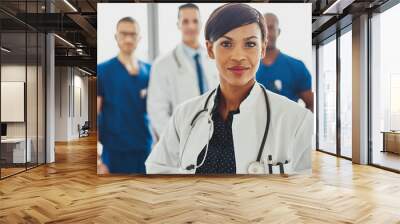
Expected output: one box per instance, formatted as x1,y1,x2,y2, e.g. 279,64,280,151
145,3,313,175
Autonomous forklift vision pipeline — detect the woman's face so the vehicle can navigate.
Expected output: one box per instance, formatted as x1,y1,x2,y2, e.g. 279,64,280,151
206,23,266,88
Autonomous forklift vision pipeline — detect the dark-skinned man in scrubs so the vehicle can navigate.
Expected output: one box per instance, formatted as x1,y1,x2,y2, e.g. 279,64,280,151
97,17,152,174
256,13,314,112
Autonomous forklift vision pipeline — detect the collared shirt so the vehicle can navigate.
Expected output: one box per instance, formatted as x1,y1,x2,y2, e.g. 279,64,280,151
195,87,239,174
181,43,203,71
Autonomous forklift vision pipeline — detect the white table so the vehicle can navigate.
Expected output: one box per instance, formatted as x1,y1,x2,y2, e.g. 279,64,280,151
1,138,31,163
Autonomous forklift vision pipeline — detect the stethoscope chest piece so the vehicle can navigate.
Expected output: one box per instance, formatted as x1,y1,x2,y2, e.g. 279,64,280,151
248,161,265,174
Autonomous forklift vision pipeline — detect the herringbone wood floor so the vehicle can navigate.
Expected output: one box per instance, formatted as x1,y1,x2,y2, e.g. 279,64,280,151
1,134,400,224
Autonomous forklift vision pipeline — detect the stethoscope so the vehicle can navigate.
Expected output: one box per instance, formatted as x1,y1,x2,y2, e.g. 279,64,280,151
179,84,289,174
173,47,182,68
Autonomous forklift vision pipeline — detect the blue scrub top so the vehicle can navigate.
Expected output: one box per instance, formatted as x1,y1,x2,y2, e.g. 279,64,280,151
97,57,153,154
256,52,311,102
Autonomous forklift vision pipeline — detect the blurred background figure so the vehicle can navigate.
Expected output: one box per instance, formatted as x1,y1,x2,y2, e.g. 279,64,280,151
97,17,153,174
256,12,314,112
147,3,219,139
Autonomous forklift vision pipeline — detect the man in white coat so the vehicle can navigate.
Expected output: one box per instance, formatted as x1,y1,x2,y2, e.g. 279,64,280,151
147,3,219,139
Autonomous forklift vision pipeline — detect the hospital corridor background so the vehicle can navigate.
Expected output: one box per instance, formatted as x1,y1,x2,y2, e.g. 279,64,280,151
1,0,400,223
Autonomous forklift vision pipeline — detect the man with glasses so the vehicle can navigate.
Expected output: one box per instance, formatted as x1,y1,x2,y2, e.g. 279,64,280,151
97,17,153,174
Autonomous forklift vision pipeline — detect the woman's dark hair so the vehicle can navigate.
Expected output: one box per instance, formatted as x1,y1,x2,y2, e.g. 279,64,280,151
205,3,266,43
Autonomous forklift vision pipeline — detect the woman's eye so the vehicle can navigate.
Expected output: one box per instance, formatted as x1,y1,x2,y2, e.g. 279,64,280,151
245,41,257,48
221,41,232,48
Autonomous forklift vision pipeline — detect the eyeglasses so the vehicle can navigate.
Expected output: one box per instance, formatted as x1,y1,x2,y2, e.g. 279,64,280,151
116,32,138,40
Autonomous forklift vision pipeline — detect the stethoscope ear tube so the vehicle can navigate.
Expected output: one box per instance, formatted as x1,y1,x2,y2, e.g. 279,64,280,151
173,48,182,68
184,89,217,171
256,86,271,162
190,89,216,126
190,109,208,126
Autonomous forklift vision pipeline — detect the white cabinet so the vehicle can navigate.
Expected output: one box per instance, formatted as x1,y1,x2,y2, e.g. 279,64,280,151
1,138,32,163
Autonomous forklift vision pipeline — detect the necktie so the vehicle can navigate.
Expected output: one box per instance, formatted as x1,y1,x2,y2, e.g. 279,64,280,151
194,53,208,94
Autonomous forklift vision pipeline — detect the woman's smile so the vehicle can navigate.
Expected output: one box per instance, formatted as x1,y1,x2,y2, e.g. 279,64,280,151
227,65,250,75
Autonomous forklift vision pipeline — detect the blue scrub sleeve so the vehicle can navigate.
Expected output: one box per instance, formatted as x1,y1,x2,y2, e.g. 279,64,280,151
97,64,105,97
97,64,105,144
296,62,312,93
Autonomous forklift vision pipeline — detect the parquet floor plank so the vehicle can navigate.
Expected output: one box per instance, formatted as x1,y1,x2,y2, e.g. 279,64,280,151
0,134,399,223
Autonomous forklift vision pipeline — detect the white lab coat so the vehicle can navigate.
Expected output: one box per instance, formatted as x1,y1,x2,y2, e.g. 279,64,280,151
145,83,314,175
147,43,219,137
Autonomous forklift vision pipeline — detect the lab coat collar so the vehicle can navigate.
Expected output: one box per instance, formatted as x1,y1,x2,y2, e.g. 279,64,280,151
176,44,196,75
210,86,240,119
207,82,262,115
181,42,202,59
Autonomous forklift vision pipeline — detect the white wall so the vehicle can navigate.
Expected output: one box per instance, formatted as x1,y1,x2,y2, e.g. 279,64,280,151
71,73,89,138
55,67,69,141
54,67,89,141
1,82,24,123
1,64,46,163
1,65,30,138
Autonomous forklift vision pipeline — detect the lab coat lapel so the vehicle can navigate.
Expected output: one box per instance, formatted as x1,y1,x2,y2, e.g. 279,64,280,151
232,84,267,174
176,44,196,75
175,44,201,98
232,112,259,174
